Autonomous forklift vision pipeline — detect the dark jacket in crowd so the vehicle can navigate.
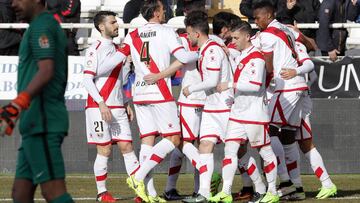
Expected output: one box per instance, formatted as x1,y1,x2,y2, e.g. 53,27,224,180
46,0,81,55
316,0,359,54
0,0,22,55
276,0,320,39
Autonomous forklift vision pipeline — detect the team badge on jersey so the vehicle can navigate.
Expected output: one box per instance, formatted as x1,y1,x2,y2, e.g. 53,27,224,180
39,35,50,48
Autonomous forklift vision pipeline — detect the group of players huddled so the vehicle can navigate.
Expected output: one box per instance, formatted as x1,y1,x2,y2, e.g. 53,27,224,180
83,0,337,203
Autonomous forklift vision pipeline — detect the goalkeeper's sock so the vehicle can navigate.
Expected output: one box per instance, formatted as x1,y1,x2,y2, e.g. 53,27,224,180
165,148,184,192
305,148,334,188
123,151,140,176
139,144,157,197
135,139,175,181
94,154,109,194
49,193,74,203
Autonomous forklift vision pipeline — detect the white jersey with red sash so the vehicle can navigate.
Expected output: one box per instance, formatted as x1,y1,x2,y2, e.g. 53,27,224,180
84,38,127,109
230,46,269,124
198,39,233,112
121,23,185,104
259,19,308,92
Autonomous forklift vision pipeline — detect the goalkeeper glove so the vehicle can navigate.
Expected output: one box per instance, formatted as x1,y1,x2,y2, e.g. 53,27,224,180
0,92,31,136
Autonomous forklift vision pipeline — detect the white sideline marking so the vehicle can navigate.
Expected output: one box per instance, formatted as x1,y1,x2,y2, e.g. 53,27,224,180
1,196,360,201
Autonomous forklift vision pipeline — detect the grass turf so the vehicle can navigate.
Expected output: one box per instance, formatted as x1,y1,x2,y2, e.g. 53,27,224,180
0,174,359,202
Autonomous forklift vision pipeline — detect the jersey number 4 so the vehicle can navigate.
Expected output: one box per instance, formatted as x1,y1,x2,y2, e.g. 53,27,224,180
140,41,151,64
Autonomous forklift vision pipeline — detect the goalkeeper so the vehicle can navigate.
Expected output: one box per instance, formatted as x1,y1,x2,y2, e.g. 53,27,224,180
0,0,74,202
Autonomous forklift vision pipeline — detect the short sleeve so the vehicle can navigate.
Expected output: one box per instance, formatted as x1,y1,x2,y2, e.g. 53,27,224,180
30,25,56,61
259,33,274,54
204,46,222,71
166,28,184,55
295,42,310,64
83,47,98,76
119,34,131,56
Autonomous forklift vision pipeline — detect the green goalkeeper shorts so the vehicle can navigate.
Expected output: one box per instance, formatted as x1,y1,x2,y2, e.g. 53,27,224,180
15,132,66,184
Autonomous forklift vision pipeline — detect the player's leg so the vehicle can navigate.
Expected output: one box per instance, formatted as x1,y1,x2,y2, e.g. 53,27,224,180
164,147,184,200
21,133,74,202
297,117,336,199
245,123,278,203
12,144,37,203
86,108,116,202
112,109,140,176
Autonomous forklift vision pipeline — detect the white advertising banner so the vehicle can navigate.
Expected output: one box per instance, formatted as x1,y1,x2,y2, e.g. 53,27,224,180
0,56,88,100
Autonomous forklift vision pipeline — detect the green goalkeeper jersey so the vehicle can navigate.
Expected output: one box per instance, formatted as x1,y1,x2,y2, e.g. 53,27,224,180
17,12,69,135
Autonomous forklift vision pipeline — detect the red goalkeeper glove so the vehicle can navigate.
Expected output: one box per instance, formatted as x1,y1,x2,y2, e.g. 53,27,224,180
0,92,31,136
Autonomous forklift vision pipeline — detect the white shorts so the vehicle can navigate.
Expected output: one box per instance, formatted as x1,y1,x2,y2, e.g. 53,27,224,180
226,119,271,148
179,104,203,142
86,108,132,145
296,95,313,141
269,90,306,128
199,109,230,144
134,102,180,139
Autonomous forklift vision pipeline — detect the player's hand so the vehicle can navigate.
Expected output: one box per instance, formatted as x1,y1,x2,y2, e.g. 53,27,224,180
286,0,296,9
280,68,297,80
125,103,134,121
0,92,30,137
328,49,340,62
183,86,191,97
286,23,300,34
217,82,230,92
143,73,160,84
99,101,112,122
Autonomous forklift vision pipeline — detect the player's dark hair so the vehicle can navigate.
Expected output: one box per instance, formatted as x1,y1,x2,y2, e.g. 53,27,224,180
94,11,117,32
184,10,209,35
231,21,252,36
40,0,46,5
141,0,162,21
184,0,206,14
212,12,242,35
252,1,275,14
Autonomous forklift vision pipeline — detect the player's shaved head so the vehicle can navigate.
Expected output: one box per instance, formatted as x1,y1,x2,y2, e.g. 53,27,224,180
94,11,117,32
184,10,209,35
253,1,275,16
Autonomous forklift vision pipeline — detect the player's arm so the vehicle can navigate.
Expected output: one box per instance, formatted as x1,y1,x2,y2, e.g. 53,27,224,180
1,25,55,136
82,48,112,122
143,60,185,84
167,28,198,64
184,48,221,96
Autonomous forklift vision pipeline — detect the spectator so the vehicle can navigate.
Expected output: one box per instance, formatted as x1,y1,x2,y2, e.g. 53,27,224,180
277,0,321,39
46,0,81,55
176,0,205,16
316,0,359,61
0,0,22,55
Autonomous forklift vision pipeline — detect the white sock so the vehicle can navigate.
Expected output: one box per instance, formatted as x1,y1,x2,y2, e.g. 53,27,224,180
139,144,157,197
94,154,109,194
305,148,334,188
238,153,253,188
198,153,214,198
183,143,201,170
270,136,290,182
194,168,200,193
165,148,184,192
135,139,175,181
259,145,278,195
247,156,266,194
284,143,302,187
123,151,140,176
221,142,240,195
